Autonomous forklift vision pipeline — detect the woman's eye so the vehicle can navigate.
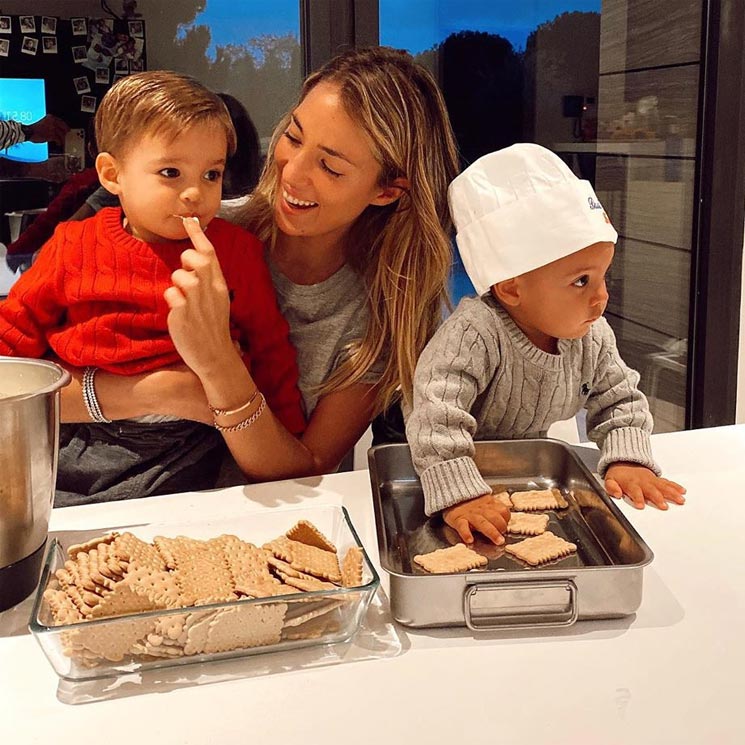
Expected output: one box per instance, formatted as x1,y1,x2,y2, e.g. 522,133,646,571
283,130,301,146
204,170,223,182
158,167,180,178
321,160,342,178
573,275,590,288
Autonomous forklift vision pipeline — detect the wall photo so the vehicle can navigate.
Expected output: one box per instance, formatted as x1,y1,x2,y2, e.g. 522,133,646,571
0,14,146,134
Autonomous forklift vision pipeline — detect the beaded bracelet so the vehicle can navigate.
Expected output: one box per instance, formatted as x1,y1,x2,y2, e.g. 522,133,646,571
208,387,259,417
82,367,112,424
213,394,266,432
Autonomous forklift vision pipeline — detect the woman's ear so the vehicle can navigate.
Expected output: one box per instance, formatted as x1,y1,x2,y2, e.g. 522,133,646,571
370,177,410,207
492,278,521,307
95,152,122,195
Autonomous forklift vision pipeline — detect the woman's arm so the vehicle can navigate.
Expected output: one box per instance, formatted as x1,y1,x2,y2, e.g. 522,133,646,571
210,361,376,478
56,362,212,424
165,217,377,479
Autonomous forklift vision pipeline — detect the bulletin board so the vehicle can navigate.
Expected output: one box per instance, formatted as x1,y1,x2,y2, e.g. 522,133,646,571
0,14,147,131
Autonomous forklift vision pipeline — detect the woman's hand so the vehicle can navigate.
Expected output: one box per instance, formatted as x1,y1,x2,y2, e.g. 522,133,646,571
164,217,236,379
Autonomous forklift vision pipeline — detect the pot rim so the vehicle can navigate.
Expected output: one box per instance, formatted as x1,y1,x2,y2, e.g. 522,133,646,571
0,356,72,403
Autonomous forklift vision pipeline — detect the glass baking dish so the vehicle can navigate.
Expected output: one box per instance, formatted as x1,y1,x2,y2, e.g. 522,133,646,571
29,504,379,681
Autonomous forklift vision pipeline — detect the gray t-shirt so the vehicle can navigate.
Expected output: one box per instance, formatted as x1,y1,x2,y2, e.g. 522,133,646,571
268,257,381,416
406,294,658,515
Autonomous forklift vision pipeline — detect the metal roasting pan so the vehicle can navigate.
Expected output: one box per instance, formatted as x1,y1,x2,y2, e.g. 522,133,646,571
368,439,653,631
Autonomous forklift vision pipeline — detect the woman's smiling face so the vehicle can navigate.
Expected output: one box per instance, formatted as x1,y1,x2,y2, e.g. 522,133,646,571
272,81,399,244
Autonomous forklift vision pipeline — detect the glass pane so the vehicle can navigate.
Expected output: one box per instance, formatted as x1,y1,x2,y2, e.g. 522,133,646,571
142,0,302,145
380,0,702,433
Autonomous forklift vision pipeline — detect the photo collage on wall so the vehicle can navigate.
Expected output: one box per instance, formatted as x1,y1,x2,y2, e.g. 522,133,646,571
72,17,145,113
0,14,146,117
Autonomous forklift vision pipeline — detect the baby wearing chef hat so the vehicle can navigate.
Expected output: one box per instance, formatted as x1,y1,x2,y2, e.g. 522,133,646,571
405,143,685,545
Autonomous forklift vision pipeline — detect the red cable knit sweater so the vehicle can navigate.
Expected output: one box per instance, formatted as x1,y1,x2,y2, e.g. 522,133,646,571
0,207,306,435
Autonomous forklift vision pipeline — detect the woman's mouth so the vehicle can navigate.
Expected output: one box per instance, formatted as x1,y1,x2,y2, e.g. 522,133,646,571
282,189,318,210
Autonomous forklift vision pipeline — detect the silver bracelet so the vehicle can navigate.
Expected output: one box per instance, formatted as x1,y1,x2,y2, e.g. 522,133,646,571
82,367,112,424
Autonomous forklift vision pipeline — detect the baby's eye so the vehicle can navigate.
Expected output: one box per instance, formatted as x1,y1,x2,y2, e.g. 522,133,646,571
572,275,590,288
158,167,180,178
204,169,223,182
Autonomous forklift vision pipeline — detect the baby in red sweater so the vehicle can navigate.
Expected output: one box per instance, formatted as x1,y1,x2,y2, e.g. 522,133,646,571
0,71,305,504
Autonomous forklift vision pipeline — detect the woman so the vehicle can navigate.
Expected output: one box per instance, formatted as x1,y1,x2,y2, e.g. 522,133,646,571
59,46,460,486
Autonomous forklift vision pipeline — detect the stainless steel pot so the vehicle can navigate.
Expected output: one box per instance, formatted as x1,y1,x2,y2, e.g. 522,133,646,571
0,357,70,611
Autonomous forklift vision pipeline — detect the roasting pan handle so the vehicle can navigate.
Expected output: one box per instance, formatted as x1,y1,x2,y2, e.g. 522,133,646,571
463,579,578,631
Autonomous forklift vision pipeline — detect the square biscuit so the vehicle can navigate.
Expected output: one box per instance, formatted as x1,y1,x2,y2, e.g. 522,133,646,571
504,531,577,566
507,512,550,536
413,543,488,574
510,488,569,511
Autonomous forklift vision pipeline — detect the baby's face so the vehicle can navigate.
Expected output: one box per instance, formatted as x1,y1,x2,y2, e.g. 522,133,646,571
510,242,615,351
113,123,227,243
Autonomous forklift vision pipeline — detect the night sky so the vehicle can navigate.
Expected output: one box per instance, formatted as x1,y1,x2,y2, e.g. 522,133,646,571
185,0,601,58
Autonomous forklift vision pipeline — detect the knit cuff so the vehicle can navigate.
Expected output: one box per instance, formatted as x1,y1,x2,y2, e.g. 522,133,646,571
420,456,492,516
597,427,661,477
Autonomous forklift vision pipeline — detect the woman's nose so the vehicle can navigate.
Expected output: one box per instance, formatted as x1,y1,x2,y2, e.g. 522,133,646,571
282,148,312,186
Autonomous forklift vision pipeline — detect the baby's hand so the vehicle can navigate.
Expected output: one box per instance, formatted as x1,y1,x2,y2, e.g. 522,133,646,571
443,493,510,545
604,462,686,510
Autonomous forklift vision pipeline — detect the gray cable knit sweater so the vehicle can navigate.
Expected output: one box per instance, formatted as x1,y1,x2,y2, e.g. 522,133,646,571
405,294,659,515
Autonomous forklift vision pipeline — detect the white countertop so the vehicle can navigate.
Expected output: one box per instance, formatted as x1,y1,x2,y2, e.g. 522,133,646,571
3,425,744,745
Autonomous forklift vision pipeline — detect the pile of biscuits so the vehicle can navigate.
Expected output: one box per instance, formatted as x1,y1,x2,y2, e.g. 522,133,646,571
414,488,578,573
41,520,366,667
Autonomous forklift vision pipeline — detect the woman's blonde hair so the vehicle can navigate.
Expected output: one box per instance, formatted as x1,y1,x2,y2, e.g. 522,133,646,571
239,47,459,413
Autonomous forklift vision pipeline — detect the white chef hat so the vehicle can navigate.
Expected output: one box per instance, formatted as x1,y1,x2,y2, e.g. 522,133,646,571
448,143,618,296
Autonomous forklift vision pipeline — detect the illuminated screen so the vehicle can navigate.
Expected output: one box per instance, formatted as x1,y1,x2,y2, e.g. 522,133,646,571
0,78,48,163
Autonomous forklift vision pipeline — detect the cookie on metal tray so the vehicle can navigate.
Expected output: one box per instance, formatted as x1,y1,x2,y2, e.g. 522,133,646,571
504,531,577,566
413,543,488,574
492,491,512,508
509,488,569,511
507,512,550,536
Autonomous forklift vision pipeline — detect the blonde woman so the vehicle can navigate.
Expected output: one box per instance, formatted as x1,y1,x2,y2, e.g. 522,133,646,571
60,47,459,486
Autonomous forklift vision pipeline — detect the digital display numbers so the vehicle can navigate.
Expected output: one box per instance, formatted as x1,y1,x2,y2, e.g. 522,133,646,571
1,110,35,123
